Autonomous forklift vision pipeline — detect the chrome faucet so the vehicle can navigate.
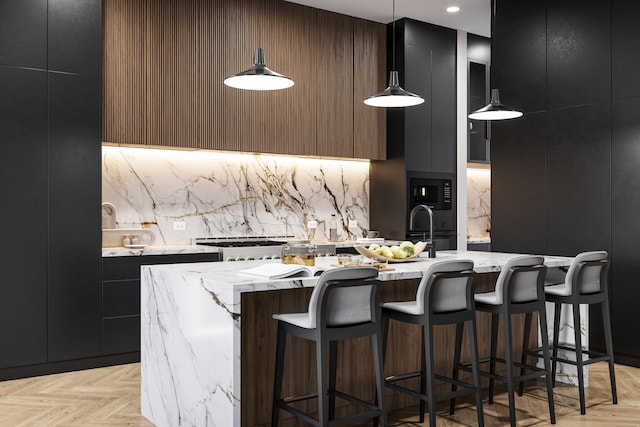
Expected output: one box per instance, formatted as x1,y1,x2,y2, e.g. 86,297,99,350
409,204,436,257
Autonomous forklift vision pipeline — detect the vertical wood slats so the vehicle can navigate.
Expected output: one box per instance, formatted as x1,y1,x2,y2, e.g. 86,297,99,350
102,0,147,145
316,10,354,158
354,19,387,160
103,0,386,160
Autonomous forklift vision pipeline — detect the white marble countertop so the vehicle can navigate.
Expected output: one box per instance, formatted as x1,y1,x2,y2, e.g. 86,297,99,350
101,245,220,257
140,250,576,427
143,250,573,315
101,239,405,257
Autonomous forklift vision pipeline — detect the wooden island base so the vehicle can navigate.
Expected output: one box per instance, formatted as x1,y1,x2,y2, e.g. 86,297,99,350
241,272,538,427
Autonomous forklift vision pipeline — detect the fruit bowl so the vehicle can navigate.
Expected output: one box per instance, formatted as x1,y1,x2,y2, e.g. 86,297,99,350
353,241,427,263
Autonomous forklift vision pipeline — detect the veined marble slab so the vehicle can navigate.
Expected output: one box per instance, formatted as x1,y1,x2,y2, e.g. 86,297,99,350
102,146,370,245
141,251,578,427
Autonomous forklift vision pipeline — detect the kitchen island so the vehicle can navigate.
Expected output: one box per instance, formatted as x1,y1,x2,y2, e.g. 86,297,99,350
141,251,578,427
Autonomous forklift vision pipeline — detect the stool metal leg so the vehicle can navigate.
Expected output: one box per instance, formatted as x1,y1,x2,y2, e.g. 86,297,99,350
272,323,287,427
538,301,556,424
317,337,329,427
551,302,561,388
372,326,388,427
601,297,618,405
328,340,338,420
423,321,437,427
572,300,586,415
419,326,427,423
488,313,499,404
518,312,533,396
502,308,516,427
468,317,485,427
449,322,464,415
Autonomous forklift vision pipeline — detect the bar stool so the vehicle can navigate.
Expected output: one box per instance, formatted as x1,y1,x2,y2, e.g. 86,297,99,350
380,259,483,427
453,255,555,427
271,266,387,427
542,250,617,415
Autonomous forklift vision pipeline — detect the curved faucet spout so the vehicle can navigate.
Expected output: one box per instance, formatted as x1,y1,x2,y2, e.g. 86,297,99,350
409,204,434,245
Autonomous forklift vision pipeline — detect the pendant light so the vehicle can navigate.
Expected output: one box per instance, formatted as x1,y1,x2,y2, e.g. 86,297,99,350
468,89,523,120
467,1,522,120
224,47,294,91
364,0,424,108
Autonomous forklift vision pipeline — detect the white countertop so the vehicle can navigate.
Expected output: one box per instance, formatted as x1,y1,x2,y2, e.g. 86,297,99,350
140,249,576,427
142,250,573,315
102,245,220,257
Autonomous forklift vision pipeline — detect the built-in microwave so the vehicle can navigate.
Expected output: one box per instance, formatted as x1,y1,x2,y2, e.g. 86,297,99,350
409,177,452,210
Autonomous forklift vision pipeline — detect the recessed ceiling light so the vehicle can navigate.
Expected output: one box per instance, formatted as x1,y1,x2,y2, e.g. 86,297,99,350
446,6,460,13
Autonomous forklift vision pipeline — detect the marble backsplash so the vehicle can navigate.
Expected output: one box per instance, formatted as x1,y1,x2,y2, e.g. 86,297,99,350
102,146,370,245
467,168,491,239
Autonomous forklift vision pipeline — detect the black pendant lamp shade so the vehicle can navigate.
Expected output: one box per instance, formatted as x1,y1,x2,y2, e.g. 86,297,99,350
468,89,523,120
364,0,424,108
364,71,425,107
224,47,294,91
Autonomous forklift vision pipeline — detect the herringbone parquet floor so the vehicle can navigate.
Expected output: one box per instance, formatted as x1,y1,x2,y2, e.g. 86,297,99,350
0,362,637,426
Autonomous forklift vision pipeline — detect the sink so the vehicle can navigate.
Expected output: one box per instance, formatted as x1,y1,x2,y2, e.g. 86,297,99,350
102,228,156,248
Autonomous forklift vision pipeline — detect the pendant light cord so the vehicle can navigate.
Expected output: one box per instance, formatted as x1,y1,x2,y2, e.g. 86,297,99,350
392,0,396,70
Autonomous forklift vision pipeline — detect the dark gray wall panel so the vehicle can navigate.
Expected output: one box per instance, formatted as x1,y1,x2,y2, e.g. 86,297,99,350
48,0,102,75
493,11,546,114
490,112,546,255
0,66,48,368
547,0,611,110
48,72,101,361
612,1,640,99
546,103,611,256
495,0,547,23
611,96,640,357
0,0,47,69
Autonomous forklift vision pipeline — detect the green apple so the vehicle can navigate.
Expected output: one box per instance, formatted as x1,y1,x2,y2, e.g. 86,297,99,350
400,241,415,256
369,243,381,251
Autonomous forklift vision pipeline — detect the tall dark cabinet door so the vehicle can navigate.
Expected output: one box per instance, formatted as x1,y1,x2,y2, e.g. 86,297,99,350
47,0,102,75
0,0,47,69
47,72,102,361
0,66,48,368
611,96,640,360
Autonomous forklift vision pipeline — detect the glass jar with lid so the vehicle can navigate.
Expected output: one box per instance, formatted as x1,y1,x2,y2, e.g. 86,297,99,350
282,240,317,266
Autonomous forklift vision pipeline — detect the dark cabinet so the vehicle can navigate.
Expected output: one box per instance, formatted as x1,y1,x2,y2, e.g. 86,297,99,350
48,0,102,75
48,72,102,362
0,66,48,369
370,19,457,240
401,19,457,174
0,0,47,69
101,253,220,355
611,96,640,362
0,0,103,376
467,34,491,163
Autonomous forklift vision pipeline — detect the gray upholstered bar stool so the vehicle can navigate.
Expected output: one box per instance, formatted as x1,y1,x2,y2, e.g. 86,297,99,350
453,255,555,427
380,259,483,427
541,251,617,415
271,266,387,427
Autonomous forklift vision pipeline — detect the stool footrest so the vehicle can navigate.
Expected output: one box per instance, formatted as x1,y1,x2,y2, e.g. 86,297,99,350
384,371,479,404
277,389,383,427
525,345,612,366
456,358,549,383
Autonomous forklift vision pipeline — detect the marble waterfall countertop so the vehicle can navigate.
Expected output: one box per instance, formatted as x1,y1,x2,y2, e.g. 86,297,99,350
140,250,576,427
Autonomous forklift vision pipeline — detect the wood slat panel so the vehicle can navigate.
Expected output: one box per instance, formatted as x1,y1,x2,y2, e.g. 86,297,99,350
353,18,387,160
102,0,147,145
146,0,200,148
103,0,385,158
316,10,354,158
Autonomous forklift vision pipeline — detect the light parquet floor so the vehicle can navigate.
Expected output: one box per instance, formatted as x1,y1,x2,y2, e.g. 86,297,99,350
0,362,637,426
